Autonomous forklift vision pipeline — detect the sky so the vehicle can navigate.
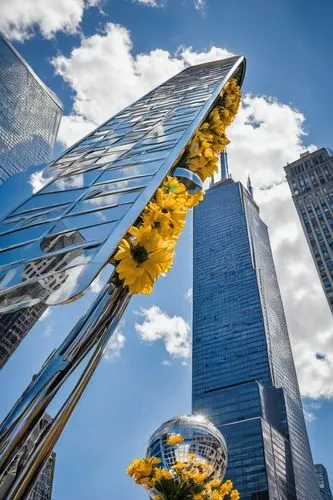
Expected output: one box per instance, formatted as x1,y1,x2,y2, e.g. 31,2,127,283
0,0,333,497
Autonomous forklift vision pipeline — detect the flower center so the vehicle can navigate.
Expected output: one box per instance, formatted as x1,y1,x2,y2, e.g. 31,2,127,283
154,221,161,228
162,208,169,214
132,246,149,264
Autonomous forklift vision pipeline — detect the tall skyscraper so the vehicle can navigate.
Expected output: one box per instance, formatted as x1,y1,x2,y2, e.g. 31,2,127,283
284,148,333,313
0,414,56,499
0,32,63,184
315,464,333,500
192,178,320,499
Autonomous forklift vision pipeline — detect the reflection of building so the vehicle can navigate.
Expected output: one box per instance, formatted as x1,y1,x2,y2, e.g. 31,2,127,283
192,178,320,499
0,231,85,368
285,148,333,313
315,464,333,500
0,33,63,184
0,414,56,499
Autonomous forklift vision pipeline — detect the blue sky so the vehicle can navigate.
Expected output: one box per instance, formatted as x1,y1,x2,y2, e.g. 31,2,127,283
0,0,333,497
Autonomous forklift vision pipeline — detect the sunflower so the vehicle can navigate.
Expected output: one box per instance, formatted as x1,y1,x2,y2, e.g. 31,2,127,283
154,189,187,233
114,226,174,294
141,201,181,240
160,176,187,198
185,191,204,208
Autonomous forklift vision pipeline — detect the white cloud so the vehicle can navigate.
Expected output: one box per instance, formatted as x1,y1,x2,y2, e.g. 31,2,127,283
51,23,233,146
0,0,101,41
194,0,206,10
185,288,193,302
50,21,333,399
29,170,50,193
162,359,172,366
135,306,191,359
133,0,163,6
103,322,126,362
228,97,333,399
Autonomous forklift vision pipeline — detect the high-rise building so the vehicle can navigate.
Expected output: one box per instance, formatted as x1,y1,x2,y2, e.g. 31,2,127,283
0,414,56,499
315,464,333,500
192,178,320,499
0,32,63,184
284,148,333,313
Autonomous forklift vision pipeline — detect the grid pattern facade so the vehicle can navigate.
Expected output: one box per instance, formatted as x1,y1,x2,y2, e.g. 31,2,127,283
0,302,46,368
0,57,245,313
285,148,333,313
0,34,63,184
315,464,333,500
192,179,320,499
0,414,55,499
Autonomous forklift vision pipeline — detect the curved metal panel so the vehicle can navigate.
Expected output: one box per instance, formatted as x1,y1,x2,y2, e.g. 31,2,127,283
0,56,246,311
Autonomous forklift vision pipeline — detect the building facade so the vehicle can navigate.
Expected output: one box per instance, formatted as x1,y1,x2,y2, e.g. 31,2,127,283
0,32,63,184
192,178,320,499
315,464,333,500
285,148,333,313
0,414,56,499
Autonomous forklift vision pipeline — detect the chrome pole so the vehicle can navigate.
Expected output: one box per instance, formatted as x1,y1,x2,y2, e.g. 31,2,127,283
0,273,131,499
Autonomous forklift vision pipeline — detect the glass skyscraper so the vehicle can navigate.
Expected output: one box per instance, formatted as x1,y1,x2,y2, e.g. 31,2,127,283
0,32,63,184
285,148,333,313
315,464,333,500
192,178,320,499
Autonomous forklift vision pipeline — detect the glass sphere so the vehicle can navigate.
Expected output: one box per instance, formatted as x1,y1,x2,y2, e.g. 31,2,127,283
146,414,228,481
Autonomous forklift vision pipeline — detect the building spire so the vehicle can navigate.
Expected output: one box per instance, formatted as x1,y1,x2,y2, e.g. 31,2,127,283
220,150,229,180
247,174,253,198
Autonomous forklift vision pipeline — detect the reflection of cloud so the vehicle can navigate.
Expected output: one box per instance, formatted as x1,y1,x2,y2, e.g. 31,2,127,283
42,322,53,337
55,174,84,190
88,274,103,294
40,308,51,321
29,170,49,193
134,306,191,359
103,321,126,362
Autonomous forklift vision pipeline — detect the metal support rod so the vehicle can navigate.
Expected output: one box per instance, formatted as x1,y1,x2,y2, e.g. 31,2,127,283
0,273,131,499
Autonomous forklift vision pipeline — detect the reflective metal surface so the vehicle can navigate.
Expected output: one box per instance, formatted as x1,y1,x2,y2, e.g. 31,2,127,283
147,414,228,481
0,57,246,311
0,274,130,499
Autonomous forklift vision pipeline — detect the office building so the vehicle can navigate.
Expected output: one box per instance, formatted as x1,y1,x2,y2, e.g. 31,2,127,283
0,32,63,184
315,464,333,500
0,414,56,499
192,178,320,499
285,148,333,313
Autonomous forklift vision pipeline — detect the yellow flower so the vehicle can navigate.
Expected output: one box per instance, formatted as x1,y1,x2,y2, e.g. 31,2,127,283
114,225,174,294
207,479,222,490
141,201,181,240
155,189,187,233
172,462,186,473
160,176,187,197
230,489,240,500
167,434,184,446
154,468,173,481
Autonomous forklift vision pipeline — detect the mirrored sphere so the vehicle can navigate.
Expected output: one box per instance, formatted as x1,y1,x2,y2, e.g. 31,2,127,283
146,414,228,481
